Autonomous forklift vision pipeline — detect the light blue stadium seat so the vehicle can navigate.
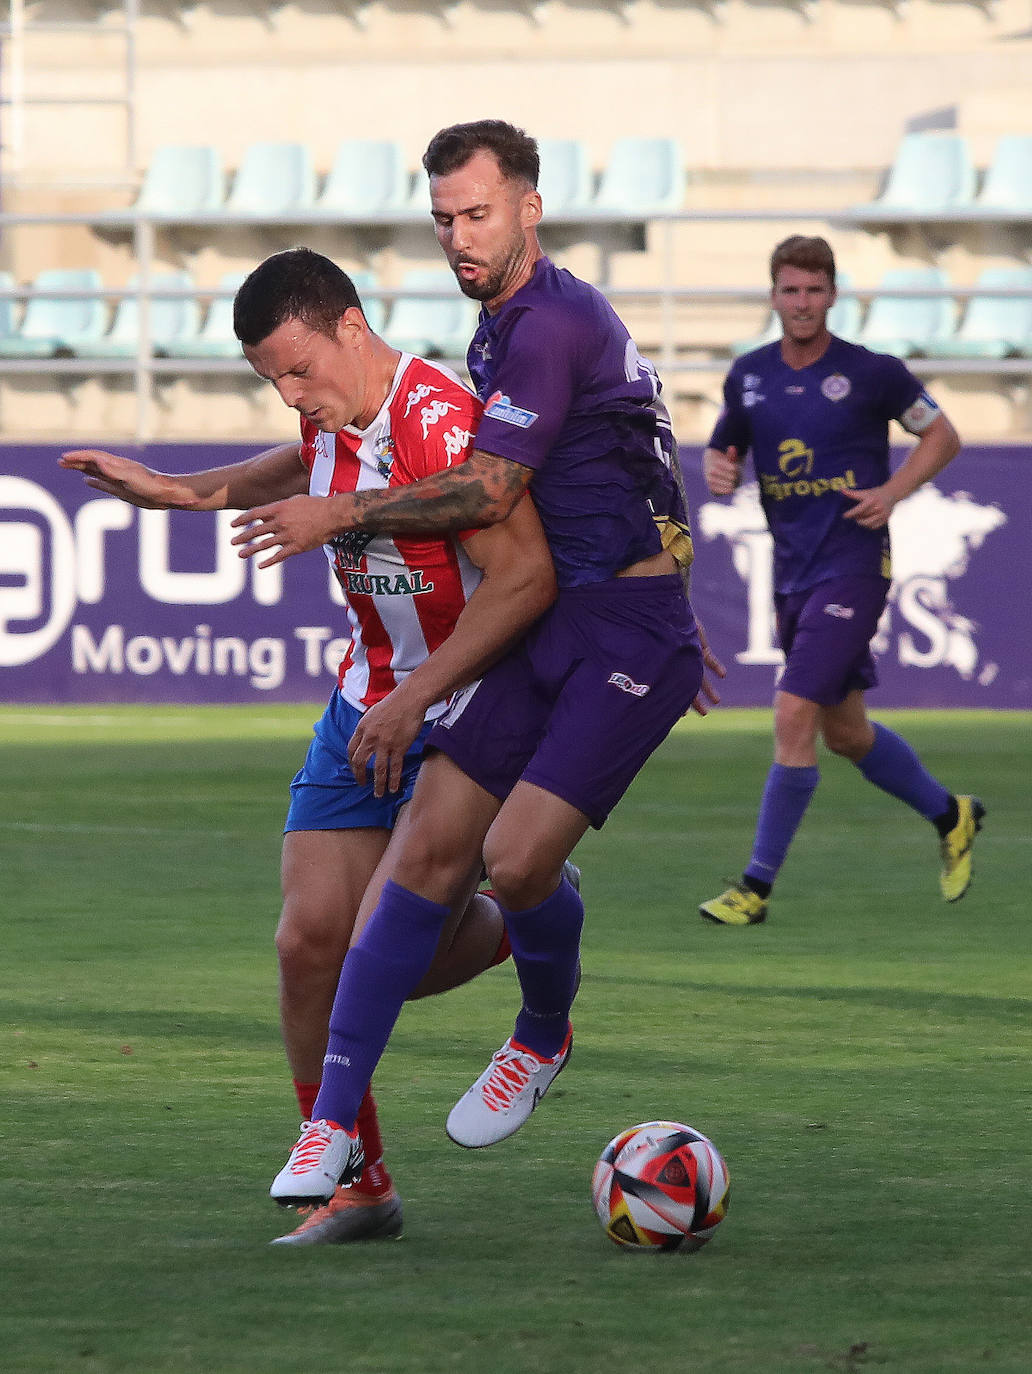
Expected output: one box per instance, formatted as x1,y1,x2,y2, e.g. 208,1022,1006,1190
858,132,976,214
0,270,18,342
224,143,317,216
922,266,1032,359
75,272,201,358
316,140,410,217
0,269,108,357
349,269,387,338
134,145,224,215
732,273,862,355
163,272,247,358
537,138,593,214
855,267,955,357
976,136,1032,214
384,269,478,359
592,137,686,214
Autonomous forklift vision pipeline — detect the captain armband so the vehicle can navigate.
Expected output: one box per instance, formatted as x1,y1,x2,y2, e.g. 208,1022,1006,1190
657,516,695,569
899,392,941,436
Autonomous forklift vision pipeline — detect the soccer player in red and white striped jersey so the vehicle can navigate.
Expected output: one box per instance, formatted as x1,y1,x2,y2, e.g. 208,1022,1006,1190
60,248,556,1244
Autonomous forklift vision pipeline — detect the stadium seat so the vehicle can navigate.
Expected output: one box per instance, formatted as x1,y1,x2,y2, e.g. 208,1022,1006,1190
349,268,387,337
921,266,1032,359
854,267,955,357
134,145,224,215
315,140,410,217
0,270,18,343
0,269,108,357
162,272,247,358
732,273,863,355
536,137,593,215
384,269,478,358
975,135,1032,215
74,272,201,358
851,132,977,216
224,142,317,217
592,137,686,214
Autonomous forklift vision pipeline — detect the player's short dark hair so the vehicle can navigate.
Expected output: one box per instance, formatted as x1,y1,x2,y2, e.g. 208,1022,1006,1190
769,235,837,287
233,248,366,346
422,120,539,189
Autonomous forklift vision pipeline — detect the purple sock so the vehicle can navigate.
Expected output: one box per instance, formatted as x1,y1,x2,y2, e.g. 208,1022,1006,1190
312,880,449,1130
503,876,584,1059
745,763,820,888
855,722,950,822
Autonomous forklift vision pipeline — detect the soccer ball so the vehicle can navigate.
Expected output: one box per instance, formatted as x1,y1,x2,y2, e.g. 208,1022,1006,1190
591,1120,730,1252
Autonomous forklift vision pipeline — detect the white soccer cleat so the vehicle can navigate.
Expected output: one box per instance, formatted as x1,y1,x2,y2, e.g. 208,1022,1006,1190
269,1119,365,1207
446,1027,572,1148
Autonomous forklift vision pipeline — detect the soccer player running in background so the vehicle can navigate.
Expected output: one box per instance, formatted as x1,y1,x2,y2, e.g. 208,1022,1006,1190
60,248,557,1243
698,234,983,928
231,120,722,1211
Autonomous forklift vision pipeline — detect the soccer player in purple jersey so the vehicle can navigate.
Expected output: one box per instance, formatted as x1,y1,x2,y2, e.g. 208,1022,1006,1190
698,234,984,928
232,120,722,1210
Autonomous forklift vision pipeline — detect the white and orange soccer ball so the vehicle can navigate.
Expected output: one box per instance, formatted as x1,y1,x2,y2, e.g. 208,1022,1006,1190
591,1120,730,1252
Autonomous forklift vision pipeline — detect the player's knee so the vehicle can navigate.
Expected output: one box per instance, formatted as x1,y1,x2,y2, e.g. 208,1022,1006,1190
275,903,348,980
483,843,556,911
822,722,869,760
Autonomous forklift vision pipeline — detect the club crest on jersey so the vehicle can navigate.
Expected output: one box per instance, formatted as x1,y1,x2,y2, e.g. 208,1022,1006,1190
820,373,851,402
607,671,651,698
484,391,538,428
374,434,395,479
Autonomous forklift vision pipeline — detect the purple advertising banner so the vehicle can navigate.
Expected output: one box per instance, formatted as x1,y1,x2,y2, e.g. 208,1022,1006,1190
0,442,1028,708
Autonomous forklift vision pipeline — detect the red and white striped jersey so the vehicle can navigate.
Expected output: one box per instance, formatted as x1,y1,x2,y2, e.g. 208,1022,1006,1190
300,353,483,717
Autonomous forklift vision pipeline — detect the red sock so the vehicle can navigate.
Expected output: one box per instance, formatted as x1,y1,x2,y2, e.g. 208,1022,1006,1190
354,1088,393,1197
293,1079,320,1121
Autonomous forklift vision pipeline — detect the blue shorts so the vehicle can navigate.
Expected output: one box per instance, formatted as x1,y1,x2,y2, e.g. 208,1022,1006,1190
284,689,435,833
775,575,889,707
428,575,702,829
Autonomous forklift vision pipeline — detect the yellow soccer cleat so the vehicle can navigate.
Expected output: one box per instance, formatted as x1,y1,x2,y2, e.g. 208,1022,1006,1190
939,795,985,902
699,882,768,926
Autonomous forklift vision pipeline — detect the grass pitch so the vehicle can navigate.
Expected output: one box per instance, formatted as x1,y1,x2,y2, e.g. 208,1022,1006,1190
1,706,1029,1374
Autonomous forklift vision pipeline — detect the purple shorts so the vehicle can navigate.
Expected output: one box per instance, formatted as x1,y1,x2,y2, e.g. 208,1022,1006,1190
428,574,702,828
775,575,889,707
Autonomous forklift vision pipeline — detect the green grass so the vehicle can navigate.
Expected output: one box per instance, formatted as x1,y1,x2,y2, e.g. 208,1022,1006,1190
1,706,1029,1373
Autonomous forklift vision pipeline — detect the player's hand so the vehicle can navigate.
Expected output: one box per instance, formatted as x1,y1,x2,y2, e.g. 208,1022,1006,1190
841,485,896,530
231,494,347,567
689,621,727,717
348,692,426,798
59,448,175,510
703,445,743,497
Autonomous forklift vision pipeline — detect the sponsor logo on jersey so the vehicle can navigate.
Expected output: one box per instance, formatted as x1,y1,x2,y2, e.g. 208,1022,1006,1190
820,373,851,402
824,602,855,619
418,396,462,439
484,391,538,428
760,468,858,502
329,530,375,570
607,671,651,698
441,426,474,464
403,382,441,418
786,385,805,395
336,568,436,597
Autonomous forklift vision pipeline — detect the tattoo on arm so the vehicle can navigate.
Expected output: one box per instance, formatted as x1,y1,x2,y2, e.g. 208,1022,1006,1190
347,454,531,535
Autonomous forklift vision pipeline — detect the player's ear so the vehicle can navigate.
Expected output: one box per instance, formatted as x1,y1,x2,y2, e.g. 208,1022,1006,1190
521,188,543,229
336,306,367,345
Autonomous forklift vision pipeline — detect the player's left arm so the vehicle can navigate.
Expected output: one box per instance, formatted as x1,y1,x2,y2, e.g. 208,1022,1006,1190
842,409,961,530
348,495,557,797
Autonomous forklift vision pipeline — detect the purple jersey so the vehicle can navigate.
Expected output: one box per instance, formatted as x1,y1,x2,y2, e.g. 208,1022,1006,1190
709,336,940,595
467,257,688,589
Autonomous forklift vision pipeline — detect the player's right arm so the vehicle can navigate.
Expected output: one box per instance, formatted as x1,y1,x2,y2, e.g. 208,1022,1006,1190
59,442,308,512
702,445,744,497
348,493,557,798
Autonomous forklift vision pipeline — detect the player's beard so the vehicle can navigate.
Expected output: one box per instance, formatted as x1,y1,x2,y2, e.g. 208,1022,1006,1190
453,232,528,303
